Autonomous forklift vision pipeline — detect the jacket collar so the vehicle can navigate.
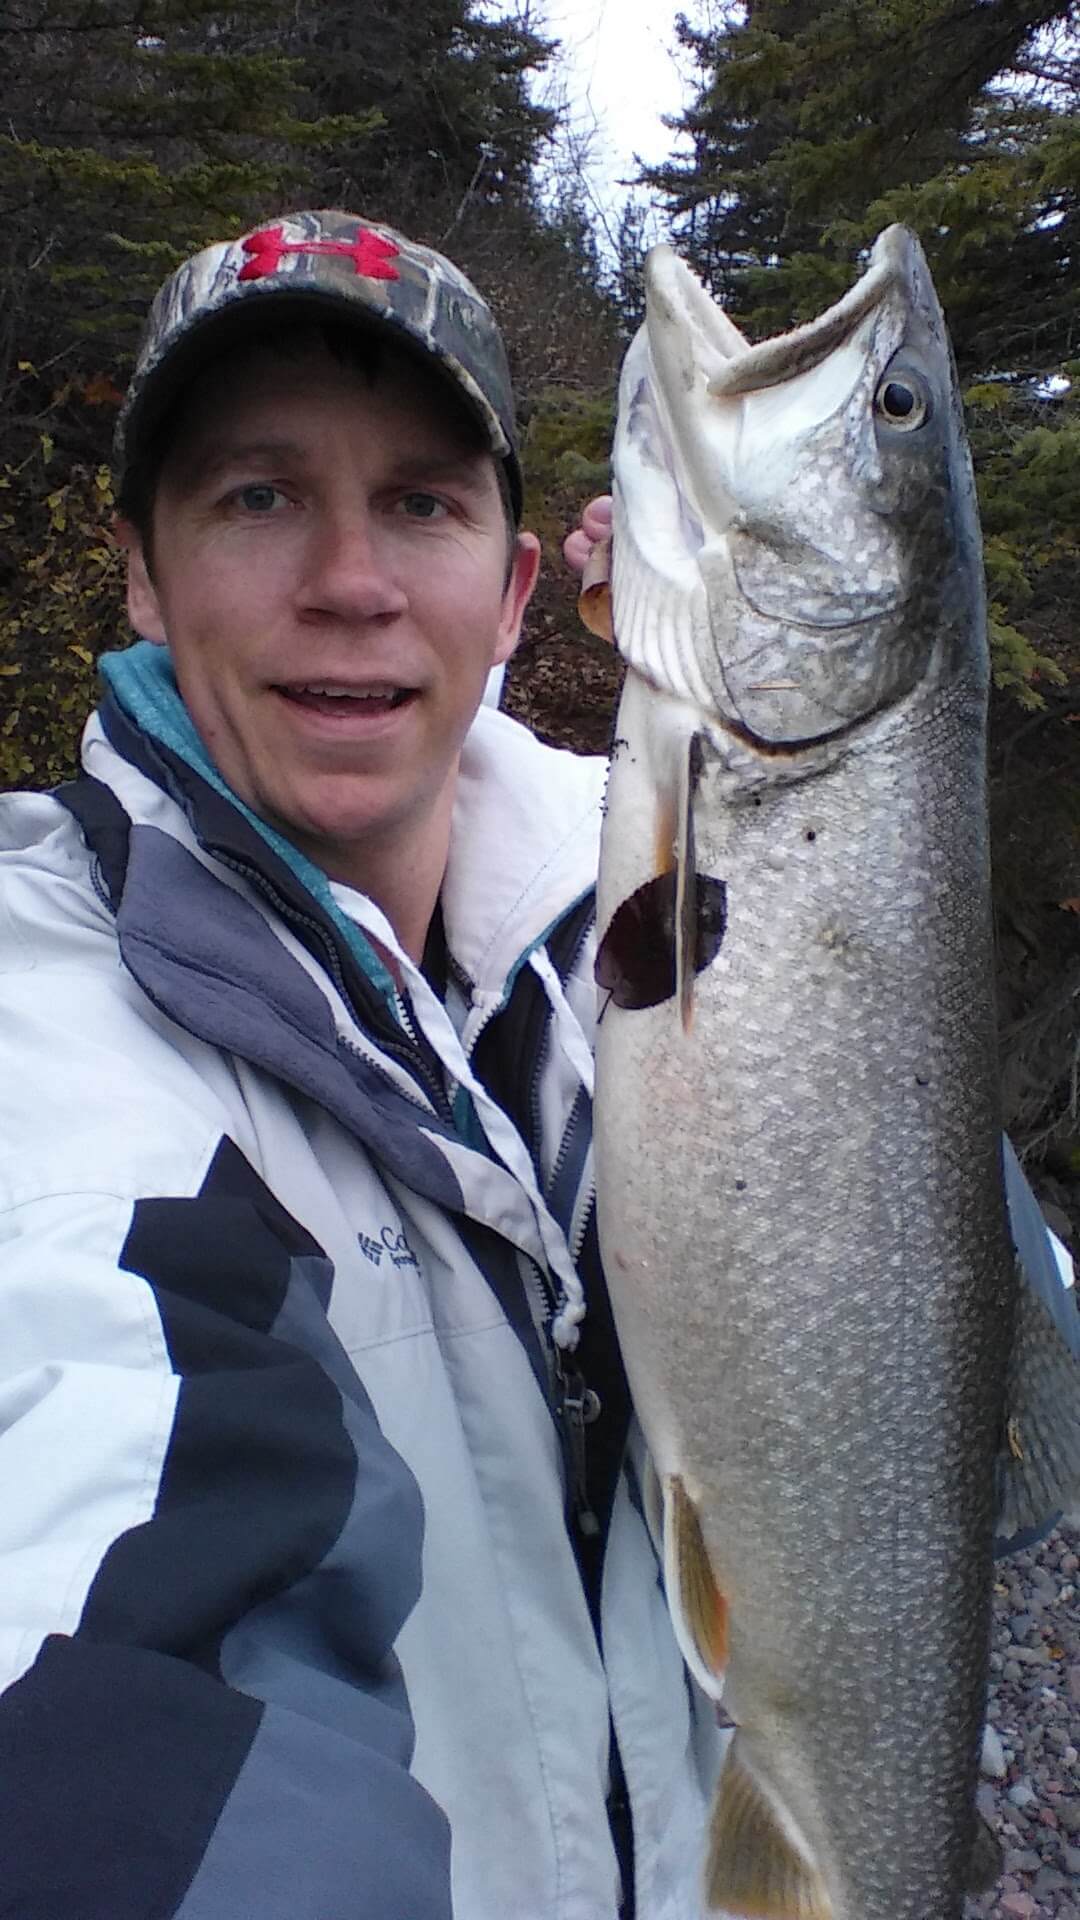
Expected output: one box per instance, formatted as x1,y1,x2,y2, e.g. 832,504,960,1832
96,640,604,1008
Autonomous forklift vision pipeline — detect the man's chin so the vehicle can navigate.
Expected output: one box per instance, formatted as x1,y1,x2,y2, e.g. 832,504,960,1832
257,784,420,872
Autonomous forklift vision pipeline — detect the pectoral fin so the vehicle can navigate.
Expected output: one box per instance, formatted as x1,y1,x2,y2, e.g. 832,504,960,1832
674,734,701,1033
706,1735,832,1918
994,1267,1080,1543
594,870,728,1012
663,1475,729,1698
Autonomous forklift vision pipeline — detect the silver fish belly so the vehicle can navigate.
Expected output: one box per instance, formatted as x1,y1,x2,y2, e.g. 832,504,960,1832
593,227,1017,1920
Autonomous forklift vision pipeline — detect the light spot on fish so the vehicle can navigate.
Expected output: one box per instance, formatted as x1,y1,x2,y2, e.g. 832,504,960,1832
819,923,854,955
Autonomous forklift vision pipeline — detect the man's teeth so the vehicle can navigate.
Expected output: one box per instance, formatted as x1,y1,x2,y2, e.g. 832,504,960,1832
297,684,402,699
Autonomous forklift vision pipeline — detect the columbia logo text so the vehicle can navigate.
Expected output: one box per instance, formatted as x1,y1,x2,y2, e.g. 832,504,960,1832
357,1226,420,1271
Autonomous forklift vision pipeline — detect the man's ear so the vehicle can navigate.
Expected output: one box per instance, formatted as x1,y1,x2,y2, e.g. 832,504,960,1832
114,518,168,646
494,531,542,667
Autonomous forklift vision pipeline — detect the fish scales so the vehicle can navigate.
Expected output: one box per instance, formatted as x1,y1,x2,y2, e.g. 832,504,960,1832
599,675,1012,1918
593,227,1022,1919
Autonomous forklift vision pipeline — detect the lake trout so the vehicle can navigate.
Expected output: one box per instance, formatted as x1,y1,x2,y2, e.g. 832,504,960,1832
592,226,1080,1919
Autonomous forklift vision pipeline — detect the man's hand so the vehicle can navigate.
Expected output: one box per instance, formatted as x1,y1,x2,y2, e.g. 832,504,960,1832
563,495,612,577
564,495,614,641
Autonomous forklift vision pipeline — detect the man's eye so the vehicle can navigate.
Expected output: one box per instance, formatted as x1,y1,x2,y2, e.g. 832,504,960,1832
398,492,448,520
233,484,286,513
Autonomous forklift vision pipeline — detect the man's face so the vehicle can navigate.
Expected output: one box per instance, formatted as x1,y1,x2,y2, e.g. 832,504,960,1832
121,342,539,891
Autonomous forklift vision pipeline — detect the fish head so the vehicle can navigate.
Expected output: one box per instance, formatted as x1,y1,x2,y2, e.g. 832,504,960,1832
611,225,986,748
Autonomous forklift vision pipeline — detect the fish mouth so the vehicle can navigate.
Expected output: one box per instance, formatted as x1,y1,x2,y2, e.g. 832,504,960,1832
640,226,918,530
706,225,917,398
643,225,915,399
644,247,753,388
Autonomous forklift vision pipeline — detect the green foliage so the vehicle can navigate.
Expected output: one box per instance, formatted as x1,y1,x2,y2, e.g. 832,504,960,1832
0,442,124,789
522,386,615,554
967,380,1079,705
288,0,557,230
647,3,1079,370
0,0,379,455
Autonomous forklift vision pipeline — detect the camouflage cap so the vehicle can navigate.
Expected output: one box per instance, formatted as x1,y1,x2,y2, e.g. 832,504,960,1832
115,210,523,520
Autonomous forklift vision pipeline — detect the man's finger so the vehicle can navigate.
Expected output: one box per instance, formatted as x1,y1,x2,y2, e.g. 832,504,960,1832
564,497,614,577
582,496,613,542
563,528,594,575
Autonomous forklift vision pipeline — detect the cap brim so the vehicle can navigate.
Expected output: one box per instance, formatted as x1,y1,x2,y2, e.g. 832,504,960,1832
117,284,523,519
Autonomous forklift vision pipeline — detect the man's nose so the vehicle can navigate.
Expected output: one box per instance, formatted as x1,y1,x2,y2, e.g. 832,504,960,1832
299,509,409,622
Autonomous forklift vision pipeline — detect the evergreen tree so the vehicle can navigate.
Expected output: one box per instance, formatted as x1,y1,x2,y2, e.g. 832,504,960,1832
611,201,650,341
0,0,560,427
0,0,377,409
646,1,1078,374
293,2,558,237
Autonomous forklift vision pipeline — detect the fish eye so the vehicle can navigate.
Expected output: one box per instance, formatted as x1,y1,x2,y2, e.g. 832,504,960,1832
874,371,931,432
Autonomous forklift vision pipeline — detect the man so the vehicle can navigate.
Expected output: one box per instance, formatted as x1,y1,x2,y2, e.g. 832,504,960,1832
0,209,1072,1920
0,210,718,1919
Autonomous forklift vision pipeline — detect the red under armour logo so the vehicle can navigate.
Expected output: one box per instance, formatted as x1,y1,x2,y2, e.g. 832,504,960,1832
238,225,400,283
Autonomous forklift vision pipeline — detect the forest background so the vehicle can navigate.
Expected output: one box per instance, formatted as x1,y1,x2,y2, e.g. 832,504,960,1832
1,0,1079,1230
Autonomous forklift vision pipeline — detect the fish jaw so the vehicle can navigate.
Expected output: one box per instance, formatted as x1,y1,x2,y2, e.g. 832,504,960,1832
611,224,986,753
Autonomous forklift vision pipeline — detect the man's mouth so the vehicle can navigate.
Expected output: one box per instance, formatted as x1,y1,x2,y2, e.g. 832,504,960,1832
276,681,417,717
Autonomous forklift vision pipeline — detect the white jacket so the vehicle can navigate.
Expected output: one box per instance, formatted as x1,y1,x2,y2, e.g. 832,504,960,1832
0,644,721,1920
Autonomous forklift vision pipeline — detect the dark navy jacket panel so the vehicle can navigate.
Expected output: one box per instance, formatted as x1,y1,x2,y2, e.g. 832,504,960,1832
173,1698,452,1920
0,1634,263,1920
2,1136,445,1919
218,1243,434,1748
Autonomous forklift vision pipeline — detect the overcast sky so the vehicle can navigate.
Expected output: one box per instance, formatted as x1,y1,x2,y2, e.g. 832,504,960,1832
523,0,697,244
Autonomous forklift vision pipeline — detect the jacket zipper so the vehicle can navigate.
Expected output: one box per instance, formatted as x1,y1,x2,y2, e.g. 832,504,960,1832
570,1171,598,1267
526,904,596,1161
527,906,602,1537
209,848,454,1122
554,1347,602,1538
